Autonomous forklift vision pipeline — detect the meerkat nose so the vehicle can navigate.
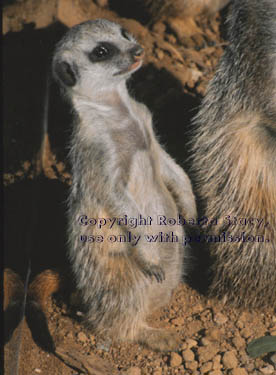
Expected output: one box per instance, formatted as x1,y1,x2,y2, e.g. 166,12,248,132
129,45,145,60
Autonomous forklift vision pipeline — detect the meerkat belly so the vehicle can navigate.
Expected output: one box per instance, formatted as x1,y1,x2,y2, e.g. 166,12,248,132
127,150,179,218
127,150,183,259
125,151,182,307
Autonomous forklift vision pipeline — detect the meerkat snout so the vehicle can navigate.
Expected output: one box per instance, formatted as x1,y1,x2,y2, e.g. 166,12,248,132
129,45,144,59
113,44,144,76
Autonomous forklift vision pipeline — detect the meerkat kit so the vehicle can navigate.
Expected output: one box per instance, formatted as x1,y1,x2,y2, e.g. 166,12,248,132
52,19,196,351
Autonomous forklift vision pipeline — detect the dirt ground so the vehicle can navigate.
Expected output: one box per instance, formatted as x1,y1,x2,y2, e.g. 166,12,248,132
3,1,276,374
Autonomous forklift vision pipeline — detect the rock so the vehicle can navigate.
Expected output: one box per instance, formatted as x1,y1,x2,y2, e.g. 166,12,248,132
239,312,249,322
153,359,162,367
182,349,195,362
245,363,255,373
231,368,248,375
121,18,148,39
213,355,221,363
190,69,203,83
96,340,111,351
170,352,182,367
155,48,164,60
214,313,228,325
127,367,141,375
67,331,73,339
201,338,211,346
166,34,177,44
236,321,244,329
232,334,245,349
171,317,185,326
260,365,275,374
208,371,223,375
270,352,276,365
185,360,198,371
152,21,166,34
186,339,198,348
222,351,238,369
89,334,96,343
213,363,222,371
207,328,222,341
212,355,222,370
186,320,203,335
201,361,213,373
198,345,219,363
95,0,108,7
153,369,162,375
240,327,252,339
77,331,87,342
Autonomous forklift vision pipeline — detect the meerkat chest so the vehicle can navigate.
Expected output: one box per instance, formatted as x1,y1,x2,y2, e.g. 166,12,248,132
107,99,163,193
75,91,159,183
105,94,154,163
110,116,151,151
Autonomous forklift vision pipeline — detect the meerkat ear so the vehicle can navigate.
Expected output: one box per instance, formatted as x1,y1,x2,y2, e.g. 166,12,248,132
54,61,78,87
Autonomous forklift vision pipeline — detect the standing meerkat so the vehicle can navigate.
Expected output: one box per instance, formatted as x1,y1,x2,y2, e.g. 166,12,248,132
191,0,276,308
52,19,196,351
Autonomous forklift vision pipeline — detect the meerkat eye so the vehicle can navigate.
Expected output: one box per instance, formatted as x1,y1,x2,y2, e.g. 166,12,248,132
90,45,109,60
88,42,118,63
121,28,131,41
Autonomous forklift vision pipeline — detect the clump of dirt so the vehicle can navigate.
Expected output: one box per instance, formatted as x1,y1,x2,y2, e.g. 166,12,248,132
3,1,276,375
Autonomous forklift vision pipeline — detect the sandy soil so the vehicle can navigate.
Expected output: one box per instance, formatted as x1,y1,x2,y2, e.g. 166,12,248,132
3,1,276,374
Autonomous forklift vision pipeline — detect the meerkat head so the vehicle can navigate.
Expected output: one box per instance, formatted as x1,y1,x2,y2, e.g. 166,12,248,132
52,19,144,96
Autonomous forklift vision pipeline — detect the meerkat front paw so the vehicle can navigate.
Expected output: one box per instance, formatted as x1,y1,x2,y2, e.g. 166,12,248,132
140,263,165,283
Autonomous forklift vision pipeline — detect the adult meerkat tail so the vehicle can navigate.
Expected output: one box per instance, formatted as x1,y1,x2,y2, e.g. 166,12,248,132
4,268,63,349
4,269,25,344
3,268,24,311
191,0,276,308
27,269,64,310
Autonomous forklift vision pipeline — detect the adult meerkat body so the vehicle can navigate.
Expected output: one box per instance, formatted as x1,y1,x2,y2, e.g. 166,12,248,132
192,0,276,308
53,19,196,351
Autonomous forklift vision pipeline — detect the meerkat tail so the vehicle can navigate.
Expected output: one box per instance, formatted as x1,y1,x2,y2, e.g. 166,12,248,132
27,269,63,309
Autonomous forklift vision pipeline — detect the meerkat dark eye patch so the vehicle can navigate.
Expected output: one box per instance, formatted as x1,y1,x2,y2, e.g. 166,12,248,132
54,61,78,87
88,42,119,63
121,28,131,41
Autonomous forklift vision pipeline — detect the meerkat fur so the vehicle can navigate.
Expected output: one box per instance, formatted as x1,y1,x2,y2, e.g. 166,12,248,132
191,0,276,308
52,19,196,351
